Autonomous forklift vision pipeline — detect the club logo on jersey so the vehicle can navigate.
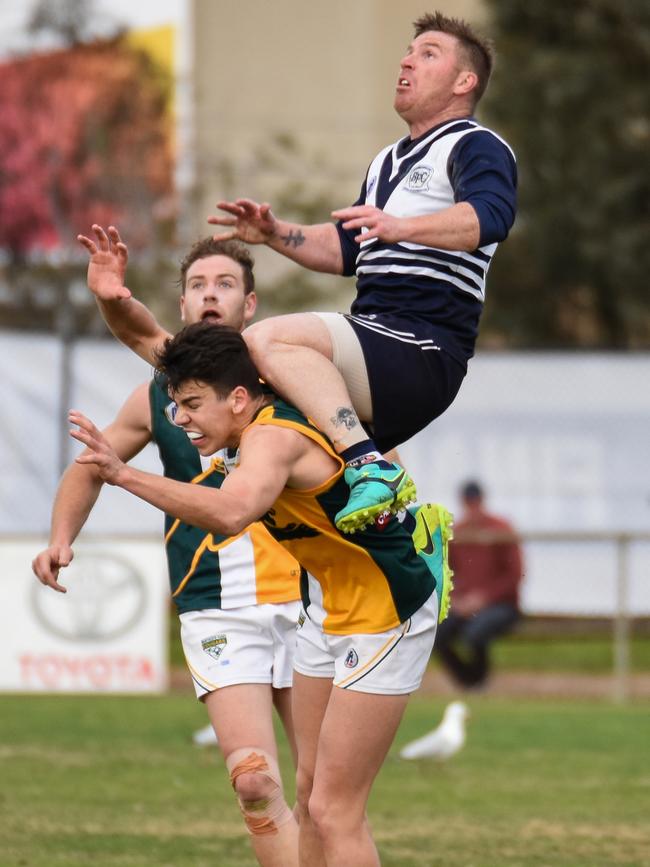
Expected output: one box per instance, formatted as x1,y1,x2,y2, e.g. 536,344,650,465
263,510,320,542
202,634,227,661
164,401,179,425
344,648,359,669
297,611,306,629
366,175,378,197
406,164,433,191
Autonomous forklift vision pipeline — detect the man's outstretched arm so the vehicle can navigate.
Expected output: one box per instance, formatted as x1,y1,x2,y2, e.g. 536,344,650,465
208,198,344,275
78,224,172,364
32,385,153,592
68,412,296,538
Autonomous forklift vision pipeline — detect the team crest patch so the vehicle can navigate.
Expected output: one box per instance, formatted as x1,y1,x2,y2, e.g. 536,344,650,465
406,164,433,191
164,401,178,425
202,634,227,661
344,648,359,669
297,611,306,629
366,175,377,197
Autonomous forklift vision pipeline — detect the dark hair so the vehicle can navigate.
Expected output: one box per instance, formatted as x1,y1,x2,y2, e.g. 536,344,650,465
178,238,255,295
155,321,263,398
461,480,484,501
413,11,494,104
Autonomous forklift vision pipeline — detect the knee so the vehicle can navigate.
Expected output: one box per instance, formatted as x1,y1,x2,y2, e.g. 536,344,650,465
226,748,294,837
233,770,275,805
243,319,283,365
307,789,348,843
295,766,314,823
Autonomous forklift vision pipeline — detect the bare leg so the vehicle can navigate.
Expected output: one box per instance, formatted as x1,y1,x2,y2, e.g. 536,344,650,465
311,686,410,866
205,684,299,867
291,673,333,867
272,685,298,767
291,674,410,866
243,314,369,453
244,314,416,534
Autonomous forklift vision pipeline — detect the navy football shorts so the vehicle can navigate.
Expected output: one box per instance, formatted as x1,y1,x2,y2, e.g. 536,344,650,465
345,313,466,452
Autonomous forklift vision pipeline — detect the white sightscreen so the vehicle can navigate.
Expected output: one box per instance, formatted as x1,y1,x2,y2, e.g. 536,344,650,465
2,332,649,615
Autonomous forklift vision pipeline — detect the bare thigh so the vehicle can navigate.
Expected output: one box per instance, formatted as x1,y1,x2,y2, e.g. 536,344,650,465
273,686,298,767
313,687,409,821
205,683,279,757
291,673,333,786
243,312,335,360
292,674,409,814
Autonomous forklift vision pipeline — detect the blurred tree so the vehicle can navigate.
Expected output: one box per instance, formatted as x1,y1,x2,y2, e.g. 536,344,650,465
0,35,175,334
28,0,105,46
247,133,354,318
480,0,650,348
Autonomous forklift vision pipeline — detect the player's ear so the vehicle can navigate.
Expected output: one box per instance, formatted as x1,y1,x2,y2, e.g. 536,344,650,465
243,291,257,323
229,385,249,415
179,294,186,322
454,69,478,96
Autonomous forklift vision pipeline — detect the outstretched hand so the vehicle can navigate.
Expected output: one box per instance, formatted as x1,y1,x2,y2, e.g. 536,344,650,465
207,198,278,244
31,543,74,593
69,411,125,485
77,224,131,300
332,205,403,244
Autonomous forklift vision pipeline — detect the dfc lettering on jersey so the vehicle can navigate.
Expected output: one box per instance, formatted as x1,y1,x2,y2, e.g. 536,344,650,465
406,164,433,192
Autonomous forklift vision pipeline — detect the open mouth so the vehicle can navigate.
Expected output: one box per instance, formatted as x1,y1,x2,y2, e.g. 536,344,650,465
186,431,206,447
201,310,221,323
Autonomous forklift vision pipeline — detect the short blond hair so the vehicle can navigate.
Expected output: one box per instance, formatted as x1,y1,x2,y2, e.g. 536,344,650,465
413,12,494,104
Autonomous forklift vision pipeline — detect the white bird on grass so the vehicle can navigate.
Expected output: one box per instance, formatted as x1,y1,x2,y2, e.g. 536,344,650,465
192,723,219,747
399,701,469,760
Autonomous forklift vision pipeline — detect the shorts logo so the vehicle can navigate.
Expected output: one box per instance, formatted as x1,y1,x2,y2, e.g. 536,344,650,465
164,401,178,425
202,634,227,661
406,164,433,191
344,648,359,669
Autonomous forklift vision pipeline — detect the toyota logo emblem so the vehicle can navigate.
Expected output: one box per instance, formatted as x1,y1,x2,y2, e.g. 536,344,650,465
31,551,147,641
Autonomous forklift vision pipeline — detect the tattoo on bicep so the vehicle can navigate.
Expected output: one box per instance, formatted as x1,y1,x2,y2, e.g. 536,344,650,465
330,407,359,431
281,229,305,248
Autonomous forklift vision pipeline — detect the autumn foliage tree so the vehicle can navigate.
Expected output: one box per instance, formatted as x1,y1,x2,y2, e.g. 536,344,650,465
0,37,173,260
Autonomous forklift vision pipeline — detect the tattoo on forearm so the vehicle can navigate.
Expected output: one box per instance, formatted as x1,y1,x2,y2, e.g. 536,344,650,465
281,229,306,249
330,407,359,431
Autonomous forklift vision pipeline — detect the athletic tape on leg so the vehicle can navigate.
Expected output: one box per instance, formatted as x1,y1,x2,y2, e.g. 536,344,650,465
226,747,294,836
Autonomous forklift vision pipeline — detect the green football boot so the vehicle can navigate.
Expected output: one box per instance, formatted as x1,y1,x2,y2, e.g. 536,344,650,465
335,461,417,533
411,503,454,623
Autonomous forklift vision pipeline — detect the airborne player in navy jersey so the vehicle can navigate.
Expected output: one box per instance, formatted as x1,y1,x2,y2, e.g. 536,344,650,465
86,13,516,537
207,11,517,534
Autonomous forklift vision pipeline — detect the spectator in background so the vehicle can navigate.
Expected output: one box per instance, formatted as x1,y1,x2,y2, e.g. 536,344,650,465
435,480,523,687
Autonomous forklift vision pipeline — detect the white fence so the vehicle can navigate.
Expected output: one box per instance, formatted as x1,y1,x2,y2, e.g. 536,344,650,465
3,529,647,700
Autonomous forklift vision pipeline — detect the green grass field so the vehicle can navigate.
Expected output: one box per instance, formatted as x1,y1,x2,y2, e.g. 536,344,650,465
1,691,648,867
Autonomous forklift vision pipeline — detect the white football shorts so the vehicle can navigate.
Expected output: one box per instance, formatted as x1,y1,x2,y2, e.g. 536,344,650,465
293,591,438,695
179,601,301,699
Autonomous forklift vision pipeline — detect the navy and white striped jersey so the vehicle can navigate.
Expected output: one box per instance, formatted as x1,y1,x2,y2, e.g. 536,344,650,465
336,117,517,365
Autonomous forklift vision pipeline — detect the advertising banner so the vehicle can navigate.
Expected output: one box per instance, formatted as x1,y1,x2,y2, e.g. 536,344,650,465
1,539,168,693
